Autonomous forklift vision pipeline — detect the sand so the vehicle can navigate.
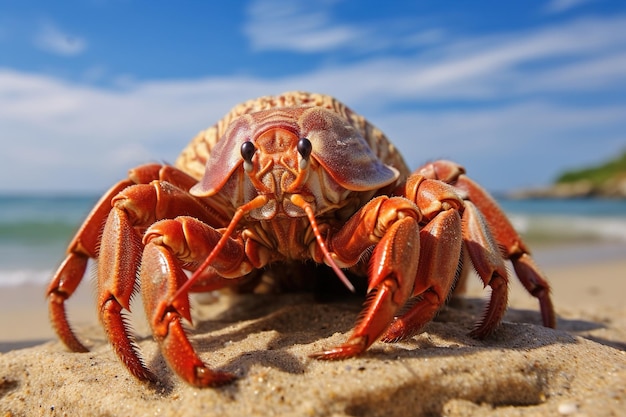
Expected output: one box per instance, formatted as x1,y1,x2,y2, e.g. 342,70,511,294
1,243,625,417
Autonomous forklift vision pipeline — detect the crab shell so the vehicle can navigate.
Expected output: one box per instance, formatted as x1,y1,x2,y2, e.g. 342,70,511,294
185,107,402,222
176,92,411,212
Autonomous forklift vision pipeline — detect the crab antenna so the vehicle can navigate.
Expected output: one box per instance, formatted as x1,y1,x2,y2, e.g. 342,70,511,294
290,194,356,293
169,195,269,306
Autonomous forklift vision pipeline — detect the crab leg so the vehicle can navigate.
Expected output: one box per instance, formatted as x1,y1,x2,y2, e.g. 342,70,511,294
398,171,511,337
140,216,255,386
46,163,211,354
382,209,463,341
47,178,134,353
311,197,421,359
461,201,509,338
47,163,228,383
456,175,555,328
95,177,237,383
141,241,235,387
417,160,555,329
97,203,157,382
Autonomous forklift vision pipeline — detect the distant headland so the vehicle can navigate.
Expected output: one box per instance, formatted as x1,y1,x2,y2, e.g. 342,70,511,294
509,150,626,199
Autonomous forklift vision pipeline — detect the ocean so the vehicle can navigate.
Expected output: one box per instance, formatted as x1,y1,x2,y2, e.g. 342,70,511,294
1,194,625,288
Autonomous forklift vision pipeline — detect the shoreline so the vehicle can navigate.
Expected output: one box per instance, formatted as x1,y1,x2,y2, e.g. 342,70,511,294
1,240,624,349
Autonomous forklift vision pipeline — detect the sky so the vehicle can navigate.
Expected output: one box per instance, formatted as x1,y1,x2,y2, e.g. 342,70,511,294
0,0,625,194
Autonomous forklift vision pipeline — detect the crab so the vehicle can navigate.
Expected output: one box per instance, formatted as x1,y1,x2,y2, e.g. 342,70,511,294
47,91,555,387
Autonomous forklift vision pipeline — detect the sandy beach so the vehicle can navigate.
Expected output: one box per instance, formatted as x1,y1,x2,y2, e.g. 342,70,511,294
1,242,625,416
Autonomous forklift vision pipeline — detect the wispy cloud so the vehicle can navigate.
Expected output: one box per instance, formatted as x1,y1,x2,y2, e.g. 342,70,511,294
400,16,626,98
242,0,445,54
242,0,626,102
543,0,597,14
242,0,445,53
33,22,87,56
243,0,363,52
1,14,624,193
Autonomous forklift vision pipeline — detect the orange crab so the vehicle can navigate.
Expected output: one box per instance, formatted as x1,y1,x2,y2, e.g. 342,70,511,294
47,91,555,387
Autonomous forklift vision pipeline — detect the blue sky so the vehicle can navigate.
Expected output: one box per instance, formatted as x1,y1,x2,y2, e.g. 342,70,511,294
1,0,625,194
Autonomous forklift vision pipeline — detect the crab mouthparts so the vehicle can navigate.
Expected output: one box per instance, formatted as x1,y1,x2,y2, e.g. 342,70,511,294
170,194,355,307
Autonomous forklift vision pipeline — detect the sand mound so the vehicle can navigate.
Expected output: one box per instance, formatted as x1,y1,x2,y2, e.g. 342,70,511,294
1,292,624,417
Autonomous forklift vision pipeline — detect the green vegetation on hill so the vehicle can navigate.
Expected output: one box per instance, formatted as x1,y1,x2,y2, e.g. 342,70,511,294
556,150,626,186
510,149,626,198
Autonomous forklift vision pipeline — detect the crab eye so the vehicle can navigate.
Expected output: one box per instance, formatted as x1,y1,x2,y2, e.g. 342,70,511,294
297,137,312,160
240,141,256,163
241,141,256,173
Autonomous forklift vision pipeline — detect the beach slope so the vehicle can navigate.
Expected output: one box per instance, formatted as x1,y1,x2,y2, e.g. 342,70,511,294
1,256,625,416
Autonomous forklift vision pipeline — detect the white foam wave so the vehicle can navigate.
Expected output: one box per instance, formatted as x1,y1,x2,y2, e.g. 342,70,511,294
2,215,625,288
509,214,626,242
0,268,54,287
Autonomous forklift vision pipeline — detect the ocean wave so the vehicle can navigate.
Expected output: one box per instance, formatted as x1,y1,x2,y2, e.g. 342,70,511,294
0,268,55,287
0,220,78,244
0,195,94,244
2,196,626,288
509,214,626,243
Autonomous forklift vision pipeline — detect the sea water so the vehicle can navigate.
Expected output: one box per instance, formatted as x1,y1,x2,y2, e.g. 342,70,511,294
0,195,99,287
1,194,625,287
499,198,626,244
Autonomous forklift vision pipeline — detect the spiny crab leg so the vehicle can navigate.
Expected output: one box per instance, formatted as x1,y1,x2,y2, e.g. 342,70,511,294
100,177,235,382
47,178,135,353
141,236,237,387
382,209,463,342
47,163,213,357
311,196,422,359
47,253,91,353
51,164,226,383
401,173,511,337
461,201,509,338
140,214,262,386
418,160,555,329
97,195,157,383
455,175,555,329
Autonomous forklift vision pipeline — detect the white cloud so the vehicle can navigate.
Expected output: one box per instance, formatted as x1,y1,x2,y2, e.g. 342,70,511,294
33,22,87,56
1,14,625,193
